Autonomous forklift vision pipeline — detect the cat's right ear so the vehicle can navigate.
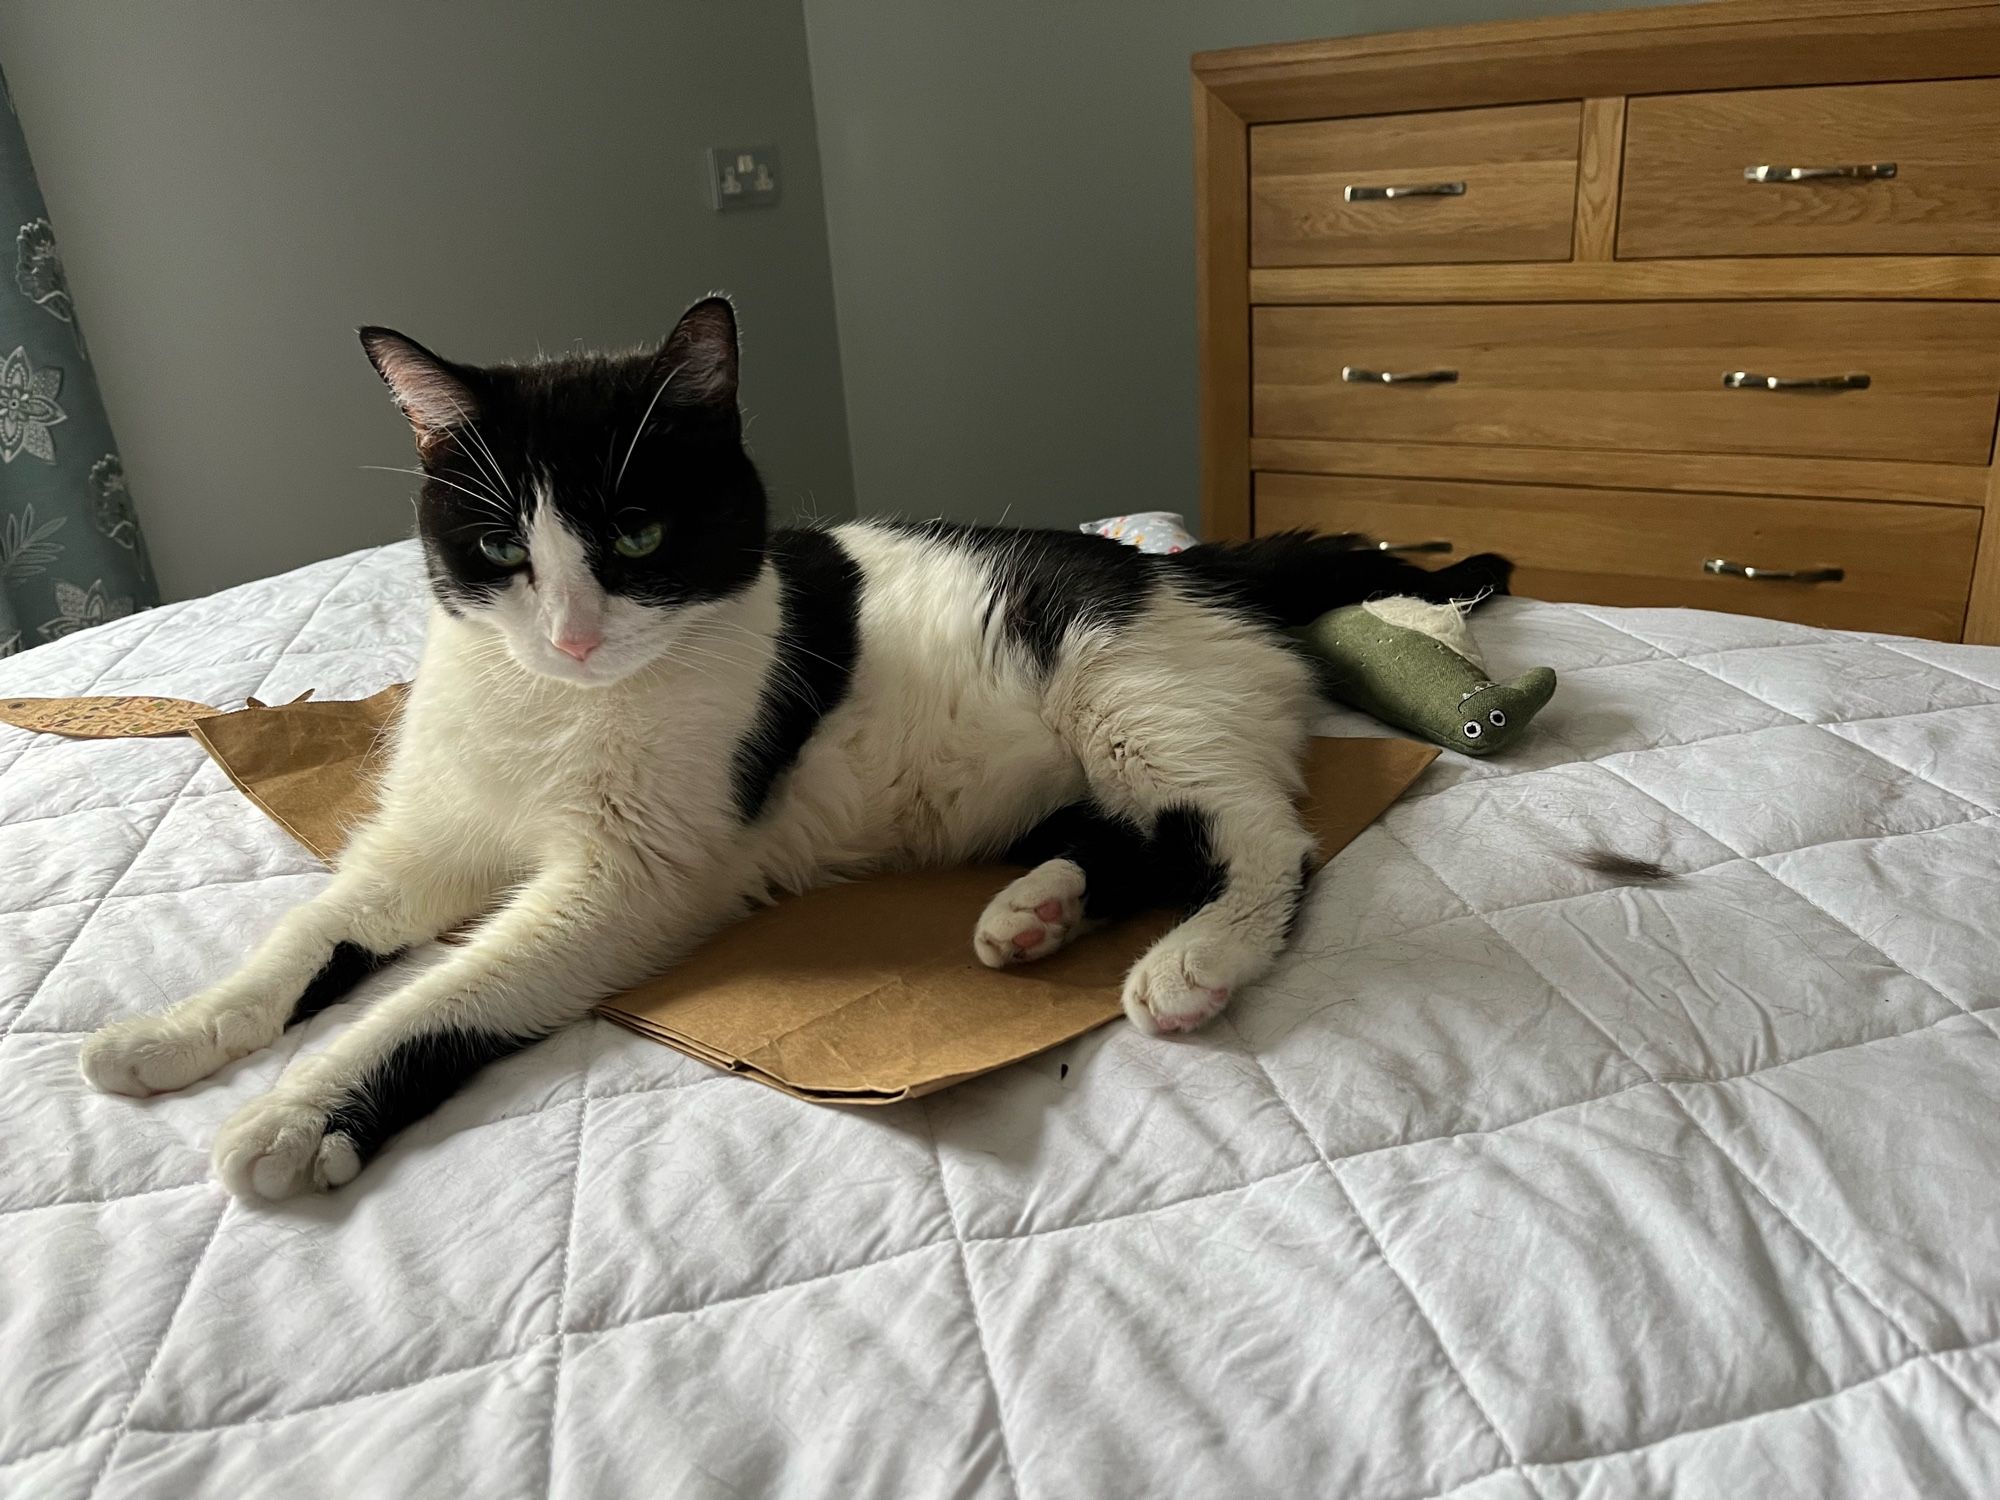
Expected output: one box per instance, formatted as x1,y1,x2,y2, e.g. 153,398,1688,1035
359,327,479,457
656,296,739,412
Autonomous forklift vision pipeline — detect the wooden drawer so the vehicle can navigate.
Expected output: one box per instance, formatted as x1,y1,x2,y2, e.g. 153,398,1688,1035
1621,79,2000,259
1255,473,1979,640
1249,102,1579,267
1252,301,2000,465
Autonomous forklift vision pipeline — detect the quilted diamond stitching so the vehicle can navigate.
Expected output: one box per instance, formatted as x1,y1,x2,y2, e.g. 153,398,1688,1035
1386,774,2000,1463
122,1348,530,1443
1225,1007,1529,1493
64,553,377,1495
1596,760,1993,1035
1373,761,1988,1370
1655,1086,2000,1451
925,1101,1024,1499
536,1092,590,1497
7,554,2000,1496
2,554,373,1041
74,1195,230,1492
1514,1329,2000,1491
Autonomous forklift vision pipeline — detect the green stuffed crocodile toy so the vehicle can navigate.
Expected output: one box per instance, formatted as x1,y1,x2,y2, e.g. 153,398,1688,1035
1296,596,1557,756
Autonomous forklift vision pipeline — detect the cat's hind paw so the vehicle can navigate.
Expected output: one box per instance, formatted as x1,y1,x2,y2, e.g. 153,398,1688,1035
1122,924,1271,1036
973,858,1089,968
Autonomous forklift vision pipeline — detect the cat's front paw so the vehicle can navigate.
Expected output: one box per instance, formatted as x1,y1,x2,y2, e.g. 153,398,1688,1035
212,1091,362,1201
974,858,1088,968
80,1015,232,1097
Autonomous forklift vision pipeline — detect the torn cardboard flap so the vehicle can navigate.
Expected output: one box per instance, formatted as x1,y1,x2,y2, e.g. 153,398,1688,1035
187,684,408,862
1,687,1436,1103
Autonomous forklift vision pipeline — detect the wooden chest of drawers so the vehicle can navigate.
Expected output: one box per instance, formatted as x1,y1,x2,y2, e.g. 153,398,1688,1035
1194,0,2000,642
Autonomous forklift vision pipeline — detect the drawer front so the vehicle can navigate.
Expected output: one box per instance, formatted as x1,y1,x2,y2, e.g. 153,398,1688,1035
1255,473,1978,640
1252,302,2000,466
1621,79,2000,259
1249,102,1579,267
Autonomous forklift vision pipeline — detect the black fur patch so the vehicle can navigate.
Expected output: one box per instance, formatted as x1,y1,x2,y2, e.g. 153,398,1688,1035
731,527,862,822
1172,531,1514,627
1573,849,1677,882
1005,801,1229,920
892,521,1158,672
1004,802,1155,921
1150,806,1230,915
323,1027,534,1166
286,941,395,1028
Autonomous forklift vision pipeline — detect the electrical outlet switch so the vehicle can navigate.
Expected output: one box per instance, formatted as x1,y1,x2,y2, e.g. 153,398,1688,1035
707,145,780,211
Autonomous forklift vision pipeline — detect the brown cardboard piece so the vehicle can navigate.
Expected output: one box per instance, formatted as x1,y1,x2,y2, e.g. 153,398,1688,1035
2,687,1436,1102
187,685,409,862
0,693,220,738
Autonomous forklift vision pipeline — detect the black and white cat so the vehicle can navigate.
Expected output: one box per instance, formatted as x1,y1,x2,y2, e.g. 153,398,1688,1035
79,297,1508,1200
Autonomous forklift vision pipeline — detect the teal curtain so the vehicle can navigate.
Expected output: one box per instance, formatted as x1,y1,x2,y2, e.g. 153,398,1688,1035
0,65,156,657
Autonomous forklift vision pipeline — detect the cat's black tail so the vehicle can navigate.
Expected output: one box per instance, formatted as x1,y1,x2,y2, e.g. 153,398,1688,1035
1169,529,1513,628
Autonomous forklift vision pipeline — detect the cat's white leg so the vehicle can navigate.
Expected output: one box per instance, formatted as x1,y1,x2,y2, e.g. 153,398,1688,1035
1118,787,1312,1035
973,857,1090,967
211,858,659,1200
79,823,494,1097
1056,607,1318,1034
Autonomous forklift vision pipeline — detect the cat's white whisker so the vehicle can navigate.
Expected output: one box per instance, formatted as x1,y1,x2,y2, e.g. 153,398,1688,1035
362,465,507,513
614,363,682,495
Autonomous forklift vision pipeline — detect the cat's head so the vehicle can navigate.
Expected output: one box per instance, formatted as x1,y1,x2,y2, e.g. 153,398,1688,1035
361,296,766,687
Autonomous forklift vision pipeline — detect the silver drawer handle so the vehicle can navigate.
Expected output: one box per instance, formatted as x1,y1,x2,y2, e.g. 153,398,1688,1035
1343,181,1466,201
1342,366,1459,385
1723,371,1870,391
1745,162,1896,184
1705,558,1845,584
1367,539,1453,555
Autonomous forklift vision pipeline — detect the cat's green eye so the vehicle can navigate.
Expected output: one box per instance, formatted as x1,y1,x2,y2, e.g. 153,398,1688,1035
479,535,528,568
614,522,664,559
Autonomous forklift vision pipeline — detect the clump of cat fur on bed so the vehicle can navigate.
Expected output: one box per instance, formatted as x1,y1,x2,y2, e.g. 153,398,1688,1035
79,296,1510,1200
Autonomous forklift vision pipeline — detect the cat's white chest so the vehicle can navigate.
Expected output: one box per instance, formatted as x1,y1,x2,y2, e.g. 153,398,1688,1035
390,611,747,883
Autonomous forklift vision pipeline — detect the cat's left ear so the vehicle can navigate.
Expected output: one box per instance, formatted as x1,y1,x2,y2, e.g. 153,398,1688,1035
359,326,480,456
655,296,739,412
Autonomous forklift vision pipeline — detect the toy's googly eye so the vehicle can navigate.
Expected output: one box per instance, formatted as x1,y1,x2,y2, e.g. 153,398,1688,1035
1462,720,1483,740
1489,709,1507,728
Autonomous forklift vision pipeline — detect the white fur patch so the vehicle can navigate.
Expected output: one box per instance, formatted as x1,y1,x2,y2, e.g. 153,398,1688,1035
974,858,1088,967
524,489,602,646
1361,595,1482,664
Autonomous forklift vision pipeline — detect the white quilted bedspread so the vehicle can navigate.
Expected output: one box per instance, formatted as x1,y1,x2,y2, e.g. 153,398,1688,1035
5,541,2000,1499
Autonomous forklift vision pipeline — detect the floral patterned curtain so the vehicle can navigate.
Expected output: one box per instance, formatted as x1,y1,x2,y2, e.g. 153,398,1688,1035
0,65,156,657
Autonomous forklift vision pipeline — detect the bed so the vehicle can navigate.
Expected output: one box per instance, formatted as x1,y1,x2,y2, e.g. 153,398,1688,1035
4,540,1998,1498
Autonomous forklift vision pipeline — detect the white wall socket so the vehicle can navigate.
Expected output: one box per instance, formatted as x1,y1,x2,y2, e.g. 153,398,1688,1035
707,145,780,211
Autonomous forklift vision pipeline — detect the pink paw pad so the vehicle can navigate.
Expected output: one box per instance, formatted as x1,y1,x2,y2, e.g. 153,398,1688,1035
1011,926,1046,954
1034,898,1067,923
1153,986,1231,1035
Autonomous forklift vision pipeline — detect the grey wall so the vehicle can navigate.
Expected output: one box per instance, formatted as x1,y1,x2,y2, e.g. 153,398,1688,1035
0,1,854,601
802,0,1665,531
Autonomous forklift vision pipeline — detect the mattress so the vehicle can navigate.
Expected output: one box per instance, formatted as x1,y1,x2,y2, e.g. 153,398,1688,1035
3,540,1998,1499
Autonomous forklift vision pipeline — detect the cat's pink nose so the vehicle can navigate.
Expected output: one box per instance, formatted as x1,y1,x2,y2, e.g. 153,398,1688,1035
554,631,601,662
